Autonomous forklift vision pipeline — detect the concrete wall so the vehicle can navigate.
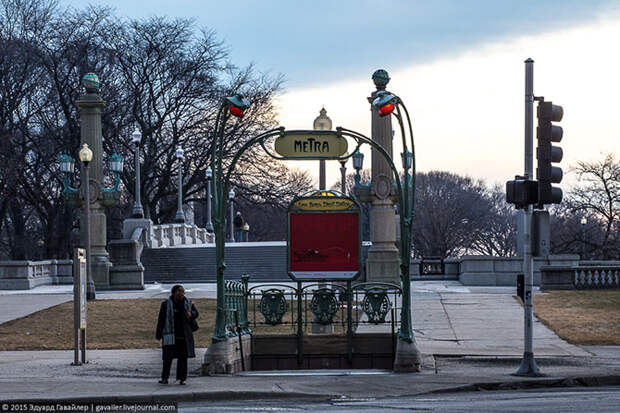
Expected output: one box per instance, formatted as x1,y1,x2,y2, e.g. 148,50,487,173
411,254,580,286
0,260,73,290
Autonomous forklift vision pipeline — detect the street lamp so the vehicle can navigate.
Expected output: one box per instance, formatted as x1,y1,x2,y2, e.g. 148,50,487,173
243,222,250,242
339,159,347,194
229,189,235,242
581,217,587,260
205,167,214,233
78,144,96,301
131,128,144,218
370,88,420,369
352,150,365,187
208,94,250,344
174,147,185,223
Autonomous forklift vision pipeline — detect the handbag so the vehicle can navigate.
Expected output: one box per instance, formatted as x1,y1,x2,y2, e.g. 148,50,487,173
190,317,199,332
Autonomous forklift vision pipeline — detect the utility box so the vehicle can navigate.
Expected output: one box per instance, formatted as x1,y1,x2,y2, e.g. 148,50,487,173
517,210,550,257
517,273,524,302
533,210,550,257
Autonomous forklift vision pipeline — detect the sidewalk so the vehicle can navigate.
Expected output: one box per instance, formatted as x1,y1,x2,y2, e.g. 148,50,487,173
0,281,617,402
0,348,619,403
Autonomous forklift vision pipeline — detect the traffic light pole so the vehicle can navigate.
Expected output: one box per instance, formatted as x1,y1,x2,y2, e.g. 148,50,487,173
517,58,541,376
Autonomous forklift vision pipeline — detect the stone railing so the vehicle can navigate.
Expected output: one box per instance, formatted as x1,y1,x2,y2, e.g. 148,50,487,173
541,263,620,290
151,223,214,248
0,260,73,290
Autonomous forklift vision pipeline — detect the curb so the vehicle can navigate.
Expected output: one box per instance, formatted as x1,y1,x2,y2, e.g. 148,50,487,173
2,391,333,405
425,374,620,394
2,375,619,404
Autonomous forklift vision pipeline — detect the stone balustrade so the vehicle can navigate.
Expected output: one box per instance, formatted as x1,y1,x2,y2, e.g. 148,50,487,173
150,223,214,248
0,260,73,289
541,262,620,290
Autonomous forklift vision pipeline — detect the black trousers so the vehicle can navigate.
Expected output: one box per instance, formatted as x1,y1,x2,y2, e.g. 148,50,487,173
161,338,188,381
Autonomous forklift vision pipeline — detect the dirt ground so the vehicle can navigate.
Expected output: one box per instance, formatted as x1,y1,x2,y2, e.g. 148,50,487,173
534,290,620,345
0,298,354,350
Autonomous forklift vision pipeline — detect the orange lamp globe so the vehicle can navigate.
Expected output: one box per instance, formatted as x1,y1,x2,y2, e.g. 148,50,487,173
378,104,395,117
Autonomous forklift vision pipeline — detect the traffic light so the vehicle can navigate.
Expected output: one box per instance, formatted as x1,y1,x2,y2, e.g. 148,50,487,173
506,177,538,209
536,100,564,205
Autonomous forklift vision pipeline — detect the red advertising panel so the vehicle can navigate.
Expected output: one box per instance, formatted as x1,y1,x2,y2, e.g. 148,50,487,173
288,191,361,280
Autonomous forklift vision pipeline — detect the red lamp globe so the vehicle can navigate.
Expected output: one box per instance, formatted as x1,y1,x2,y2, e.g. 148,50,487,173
378,104,395,117
229,106,244,118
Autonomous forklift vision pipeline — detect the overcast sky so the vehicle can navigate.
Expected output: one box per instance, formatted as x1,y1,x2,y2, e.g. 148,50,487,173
60,1,620,188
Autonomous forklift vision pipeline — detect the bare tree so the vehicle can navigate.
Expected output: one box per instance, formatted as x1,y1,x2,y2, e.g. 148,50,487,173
0,1,309,258
550,152,620,259
412,171,492,258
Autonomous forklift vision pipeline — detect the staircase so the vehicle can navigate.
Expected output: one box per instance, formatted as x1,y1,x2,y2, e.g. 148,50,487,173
142,242,288,283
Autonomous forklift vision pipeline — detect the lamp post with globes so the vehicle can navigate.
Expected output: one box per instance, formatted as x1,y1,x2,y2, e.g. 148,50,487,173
350,82,421,371
229,189,235,242
174,147,185,223
79,144,96,301
581,217,587,260
131,128,144,218
60,73,125,294
205,94,250,345
205,167,214,233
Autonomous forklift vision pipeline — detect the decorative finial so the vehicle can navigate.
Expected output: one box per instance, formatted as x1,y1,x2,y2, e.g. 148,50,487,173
81,73,100,93
320,107,327,116
372,69,390,90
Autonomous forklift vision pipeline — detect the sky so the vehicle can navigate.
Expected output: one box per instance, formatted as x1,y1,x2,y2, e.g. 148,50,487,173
60,0,620,189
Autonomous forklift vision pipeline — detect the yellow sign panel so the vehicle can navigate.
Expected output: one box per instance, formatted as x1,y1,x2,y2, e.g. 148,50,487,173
294,198,355,211
274,132,348,159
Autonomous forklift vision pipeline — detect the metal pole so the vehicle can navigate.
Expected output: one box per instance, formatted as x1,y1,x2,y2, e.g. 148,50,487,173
175,161,185,223
319,160,326,190
132,142,144,217
84,163,95,301
340,161,347,194
516,58,541,376
72,249,80,366
581,222,586,260
234,309,245,371
206,176,214,233
229,199,235,242
81,328,86,363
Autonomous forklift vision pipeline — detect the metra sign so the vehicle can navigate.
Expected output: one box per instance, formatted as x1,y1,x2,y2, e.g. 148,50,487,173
274,131,348,159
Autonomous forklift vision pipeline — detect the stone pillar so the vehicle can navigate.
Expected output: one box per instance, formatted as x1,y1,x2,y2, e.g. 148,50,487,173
77,89,112,288
366,70,400,283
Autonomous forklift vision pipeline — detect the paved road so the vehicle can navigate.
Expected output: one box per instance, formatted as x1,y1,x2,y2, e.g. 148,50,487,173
179,386,620,412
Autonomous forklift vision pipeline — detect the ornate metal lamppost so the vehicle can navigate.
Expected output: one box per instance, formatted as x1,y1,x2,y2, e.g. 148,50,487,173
351,83,421,371
581,217,587,260
131,128,144,218
174,147,185,223
229,189,235,242
205,167,214,233
207,94,250,343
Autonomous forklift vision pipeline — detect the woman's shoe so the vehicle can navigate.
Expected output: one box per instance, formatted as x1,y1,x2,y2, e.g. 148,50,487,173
158,379,168,384
179,380,186,385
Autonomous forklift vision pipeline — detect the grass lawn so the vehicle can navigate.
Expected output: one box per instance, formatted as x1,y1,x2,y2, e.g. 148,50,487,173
534,290,620,345
0,298,355,350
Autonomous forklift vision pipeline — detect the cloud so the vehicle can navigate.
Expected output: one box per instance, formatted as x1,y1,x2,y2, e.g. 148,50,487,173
276,13,620,189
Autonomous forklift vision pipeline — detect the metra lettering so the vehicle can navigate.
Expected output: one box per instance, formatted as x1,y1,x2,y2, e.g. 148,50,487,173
293,138,330,153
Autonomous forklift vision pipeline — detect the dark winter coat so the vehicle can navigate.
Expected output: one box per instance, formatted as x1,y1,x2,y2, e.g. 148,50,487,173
156,297,199,359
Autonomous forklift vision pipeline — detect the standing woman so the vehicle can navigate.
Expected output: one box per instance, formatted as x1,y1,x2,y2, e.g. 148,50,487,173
156,284,199,385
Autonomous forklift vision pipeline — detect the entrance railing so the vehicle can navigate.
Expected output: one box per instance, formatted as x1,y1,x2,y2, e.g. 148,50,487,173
227,276,402,364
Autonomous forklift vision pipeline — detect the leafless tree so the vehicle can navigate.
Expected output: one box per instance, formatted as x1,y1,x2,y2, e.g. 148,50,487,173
551,152,620,259
0,1,311,258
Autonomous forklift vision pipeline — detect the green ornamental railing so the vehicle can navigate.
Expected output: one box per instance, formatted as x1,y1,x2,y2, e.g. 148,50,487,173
224,276,251,336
